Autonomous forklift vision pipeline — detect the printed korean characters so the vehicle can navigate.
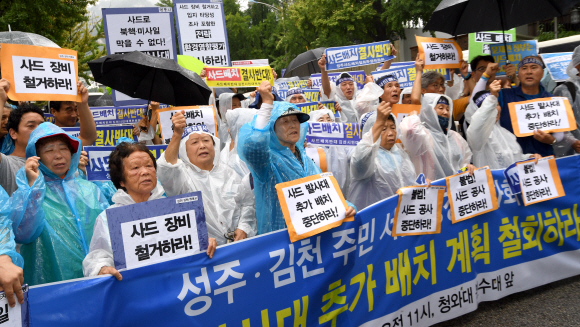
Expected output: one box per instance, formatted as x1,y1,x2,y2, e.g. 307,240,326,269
157,106,218,143
393,186,445,236
0,44,80,102
306,121,362,147
490,40,537,75
0,285,28,327
516,156,565,206
446,167,499,223
416,36,463,69
325,41,394,70
276,173,352,242
508,97,576,137
205,66,274,88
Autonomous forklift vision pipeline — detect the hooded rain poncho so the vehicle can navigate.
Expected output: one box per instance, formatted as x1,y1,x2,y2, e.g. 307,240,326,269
11,123,110,285
220,108,257,178
399,94,472,181
553,45,580,157
320,79,359,123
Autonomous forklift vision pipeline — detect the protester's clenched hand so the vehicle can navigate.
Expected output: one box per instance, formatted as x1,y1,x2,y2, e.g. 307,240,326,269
488,79,502,97
206,238,217,258
466,164,476,176
528,153,542,164
78,151,88,174
307,78,312,89
415,55,424,73
335,102,342,112
234,229,247,241
533,129,555,144
485,62,499,78
345,206,356,218
132,124,140,137
149,101,160,111
318,54,327,72
0,79,10,103
460,60,469,77
376,101,392,124
390,44,398,57
0,255,24,307
77,81,89,104
25,156,40,187
172,110,187,136
505,64,516,79
364,75,374,84
257,81,274,105
98,266,123,281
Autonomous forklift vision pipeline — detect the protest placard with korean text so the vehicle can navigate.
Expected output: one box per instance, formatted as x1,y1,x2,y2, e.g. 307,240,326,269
107,192,208,269
416,36,463,69
446,167,498,223
541,53,573,82
174,0,230,66
91,105,148,125
325,41,394,71
157,105,218,143
274,79,309,90
516,156,565,206
490,40,537,76
205,66,274,87
0,44,80,102
393,185,445,236
295,101,336,115
508,97,576,137
310,71,366,90
276,173,350,242
85,145,168,181
232,59,268,67
306,122,362,147
102,7,177,106
372,63,452,87
0,285,29,327
468,29,516,61
62,126,137,146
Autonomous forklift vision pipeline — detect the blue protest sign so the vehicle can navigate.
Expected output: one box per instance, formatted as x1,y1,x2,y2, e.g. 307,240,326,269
490,40,538,76
325,41,395,70
310,70,366,90
85,145,168,181
26,155,580,327
372,62,452,87
0,285,29,326
44,114,55,124
541,52,573,82
415,173,426,185
504,160,527,195
274,78,309,90
306,122,362,146
91,105,147,125
62,126,137,146
107,192,208,270
102,7,178,106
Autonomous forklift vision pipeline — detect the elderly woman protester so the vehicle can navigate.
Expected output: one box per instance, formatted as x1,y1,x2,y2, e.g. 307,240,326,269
11,123,110,286
82,141,218,279
238,81,356,235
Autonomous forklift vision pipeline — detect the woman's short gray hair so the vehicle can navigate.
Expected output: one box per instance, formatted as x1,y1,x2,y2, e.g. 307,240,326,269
421,71,445,89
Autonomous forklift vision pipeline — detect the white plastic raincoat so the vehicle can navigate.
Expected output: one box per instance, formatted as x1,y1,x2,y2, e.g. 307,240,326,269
82,184,165,277
354,83,384,119
349,112,417,210
553,45,580,156
398,87,413,104
157,129,256,245
220,108,257,178
399,94,472,181
320,79,359,123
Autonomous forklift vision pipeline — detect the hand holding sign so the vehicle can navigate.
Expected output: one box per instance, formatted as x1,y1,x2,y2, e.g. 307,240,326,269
0,256,23,307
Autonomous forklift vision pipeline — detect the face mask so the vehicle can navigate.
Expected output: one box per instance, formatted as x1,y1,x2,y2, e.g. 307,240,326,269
438,116,449,133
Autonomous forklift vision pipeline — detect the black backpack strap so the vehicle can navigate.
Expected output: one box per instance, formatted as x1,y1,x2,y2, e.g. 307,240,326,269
563,81,577,103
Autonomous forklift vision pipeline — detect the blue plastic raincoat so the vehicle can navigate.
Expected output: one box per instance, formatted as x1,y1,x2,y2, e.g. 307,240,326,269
11,123,110,286
238,101,327,234
0,185,23,268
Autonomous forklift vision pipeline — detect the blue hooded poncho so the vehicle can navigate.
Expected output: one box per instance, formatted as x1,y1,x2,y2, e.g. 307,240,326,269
11,123,110,286
238,101,346,234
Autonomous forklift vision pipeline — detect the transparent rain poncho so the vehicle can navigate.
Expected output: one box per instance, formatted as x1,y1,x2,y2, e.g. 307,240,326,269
307,109,352,195
238,101,325,234
220,108,257,178
466,94,531,169
553,45,580,156
11,123,110,286
353,83,384,119
157,128,256,244
0,185,23,268
320,77,359,123
398,87,413,104
399,94,472,181
349,112,417,210
0,136,14,155
217,93,235,150
83,184,165,277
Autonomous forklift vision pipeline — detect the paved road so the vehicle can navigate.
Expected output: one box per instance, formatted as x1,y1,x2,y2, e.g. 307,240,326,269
434,274,580,326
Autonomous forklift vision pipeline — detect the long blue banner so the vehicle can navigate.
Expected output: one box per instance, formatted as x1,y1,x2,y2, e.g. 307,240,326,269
325,41,395,71
27,155,580,326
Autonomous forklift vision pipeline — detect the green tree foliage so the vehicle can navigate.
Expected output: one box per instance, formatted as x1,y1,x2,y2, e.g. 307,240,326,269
61,18,106,83
0,0,96,45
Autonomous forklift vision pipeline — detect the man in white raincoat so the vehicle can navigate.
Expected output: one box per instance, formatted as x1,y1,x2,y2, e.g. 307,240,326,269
318,55,359,122
157,112,256,244
553,45,580,156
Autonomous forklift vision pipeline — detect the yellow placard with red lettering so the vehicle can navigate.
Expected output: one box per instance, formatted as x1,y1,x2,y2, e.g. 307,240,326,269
205,66,274,87
507,97,576,137
276,172,352,243
392,185,445,236
416,36,463,69
516,156,565,206
392,104,421,143
445,166,498,223
0,43,81,102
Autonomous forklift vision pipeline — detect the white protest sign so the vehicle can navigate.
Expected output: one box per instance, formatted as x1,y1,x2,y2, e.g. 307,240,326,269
276,173,351,242
157,106,218,144
516,156,565,206
232,59,269,67
508,97,576,137
304,147,327,172
446,167,498,223
393,185,445,236
416,36,463,69
0,286,28,327
174,0,230,66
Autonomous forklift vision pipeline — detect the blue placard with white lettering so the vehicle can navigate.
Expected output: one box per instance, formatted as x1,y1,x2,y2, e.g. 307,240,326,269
306,122,362,146
310,71,366,90
541,52,573,82
490,40,538,76
325,40,395,71
62,126,137,146
44,113,55,124
85,145,168,181
91,105,147,125
106,192,208,270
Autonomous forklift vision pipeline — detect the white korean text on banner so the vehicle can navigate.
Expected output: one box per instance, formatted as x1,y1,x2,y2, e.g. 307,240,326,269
310,71,366,90
541,53,573,82
173,0,230,66
232,59,269,67
325,41,394,71
85,145,168,181
306,122,362,147
490,40,537,76
63,126,137,146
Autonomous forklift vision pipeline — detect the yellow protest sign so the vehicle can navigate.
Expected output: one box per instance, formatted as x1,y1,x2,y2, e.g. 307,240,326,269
205,66,274,87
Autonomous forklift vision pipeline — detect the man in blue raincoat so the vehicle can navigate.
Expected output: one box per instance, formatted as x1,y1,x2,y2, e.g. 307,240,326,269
11,123,109,286
238,81,356,234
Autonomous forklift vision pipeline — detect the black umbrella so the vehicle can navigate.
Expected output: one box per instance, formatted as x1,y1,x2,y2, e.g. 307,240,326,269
425,0,580,62
88,51,211,107
283,47,326,78
93,92,113,107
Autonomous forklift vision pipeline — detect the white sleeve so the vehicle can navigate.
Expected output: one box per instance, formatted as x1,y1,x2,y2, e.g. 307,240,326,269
156,152,192,197
82,211,113,277
466,95,498,152
398,114,431,158
350,130,380,181
234,175,257,237
255,103,273,129
469,77,489,103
